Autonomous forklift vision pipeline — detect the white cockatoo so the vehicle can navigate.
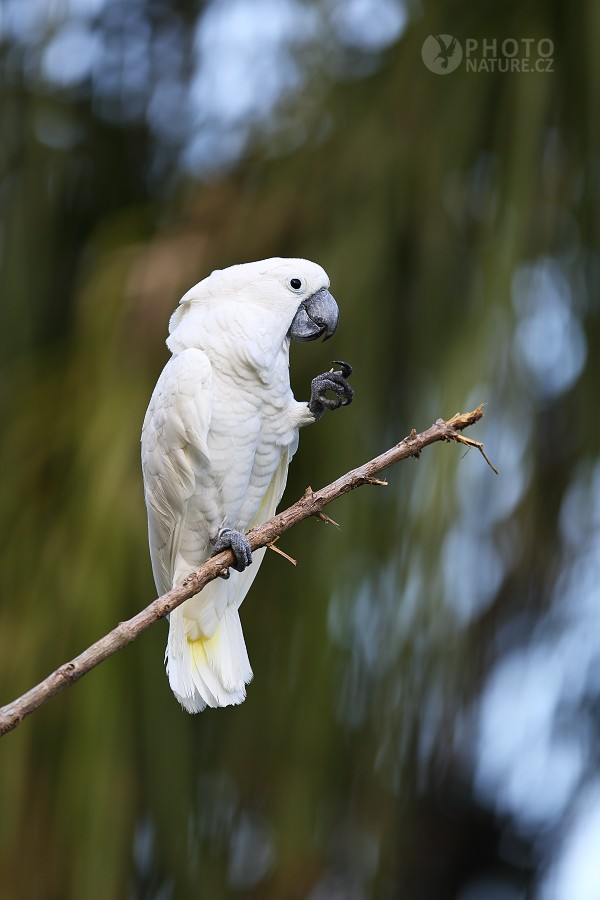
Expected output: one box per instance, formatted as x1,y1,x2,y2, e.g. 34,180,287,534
141,257,353,712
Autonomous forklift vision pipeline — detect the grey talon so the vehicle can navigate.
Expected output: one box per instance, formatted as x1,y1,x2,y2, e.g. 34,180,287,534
308,360,354,419
331,360,353,379
211,527,253,575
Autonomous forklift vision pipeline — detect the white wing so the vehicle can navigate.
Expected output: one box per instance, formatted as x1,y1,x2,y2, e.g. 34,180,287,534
141,348,212,596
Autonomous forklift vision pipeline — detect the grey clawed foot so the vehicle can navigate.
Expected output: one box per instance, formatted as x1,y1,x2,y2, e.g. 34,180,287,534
309,360,354,420
210,528,252,578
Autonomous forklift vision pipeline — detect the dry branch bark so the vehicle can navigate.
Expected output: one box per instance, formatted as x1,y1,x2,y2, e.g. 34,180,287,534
0,404,494,737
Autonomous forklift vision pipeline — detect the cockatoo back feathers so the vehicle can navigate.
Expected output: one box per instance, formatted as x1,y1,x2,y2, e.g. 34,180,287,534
142,347,212,595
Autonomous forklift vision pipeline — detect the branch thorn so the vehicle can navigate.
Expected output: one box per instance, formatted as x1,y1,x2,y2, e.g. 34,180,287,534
314,510,340,528
267,538,297,566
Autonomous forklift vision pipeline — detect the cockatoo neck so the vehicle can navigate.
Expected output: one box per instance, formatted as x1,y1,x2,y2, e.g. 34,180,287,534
166,302,293,383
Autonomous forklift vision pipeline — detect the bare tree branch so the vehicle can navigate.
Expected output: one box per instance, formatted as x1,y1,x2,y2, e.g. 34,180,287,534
0,404,494,737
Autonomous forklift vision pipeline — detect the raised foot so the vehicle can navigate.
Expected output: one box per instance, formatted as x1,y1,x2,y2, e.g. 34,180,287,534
309,360,354,420
210,528,252,578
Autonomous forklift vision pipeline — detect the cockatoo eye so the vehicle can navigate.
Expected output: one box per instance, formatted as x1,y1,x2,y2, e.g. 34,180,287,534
289,277,304,292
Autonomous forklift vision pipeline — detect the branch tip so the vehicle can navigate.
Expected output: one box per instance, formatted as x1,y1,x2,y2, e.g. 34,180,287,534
445,402,486,431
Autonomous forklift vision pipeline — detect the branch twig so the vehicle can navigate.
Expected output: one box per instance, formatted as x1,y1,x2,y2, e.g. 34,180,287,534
0,404,494,737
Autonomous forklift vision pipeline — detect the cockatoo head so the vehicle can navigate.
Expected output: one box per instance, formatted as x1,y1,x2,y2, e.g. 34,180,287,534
167,258,339,354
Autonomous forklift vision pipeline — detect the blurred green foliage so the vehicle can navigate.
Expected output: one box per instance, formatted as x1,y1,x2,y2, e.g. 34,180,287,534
1,2,599,898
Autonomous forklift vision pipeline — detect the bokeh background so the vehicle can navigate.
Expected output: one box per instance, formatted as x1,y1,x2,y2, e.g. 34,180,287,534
1,1,599,898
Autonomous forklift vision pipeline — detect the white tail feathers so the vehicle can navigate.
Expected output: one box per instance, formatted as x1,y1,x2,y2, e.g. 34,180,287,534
166,546,267,713
166,598,253,714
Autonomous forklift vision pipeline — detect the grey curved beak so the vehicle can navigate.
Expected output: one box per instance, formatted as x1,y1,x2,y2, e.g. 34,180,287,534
288,288,339,342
